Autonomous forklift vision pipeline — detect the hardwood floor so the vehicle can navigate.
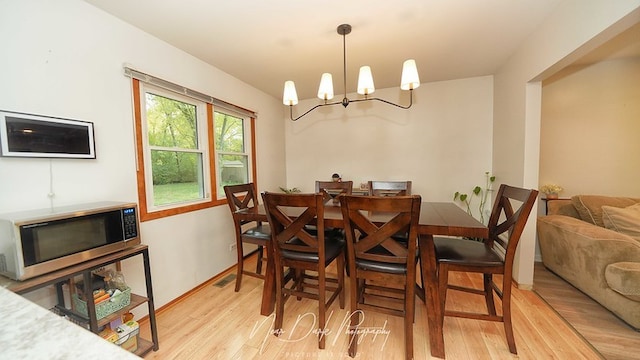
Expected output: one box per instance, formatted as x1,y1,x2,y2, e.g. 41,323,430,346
138,254,600,359
533,262,640,360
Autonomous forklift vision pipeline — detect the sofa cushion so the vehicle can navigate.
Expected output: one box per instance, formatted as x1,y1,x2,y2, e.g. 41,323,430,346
546,199,580,218
602,203,640,242
571,195,640,227
605,262,640,301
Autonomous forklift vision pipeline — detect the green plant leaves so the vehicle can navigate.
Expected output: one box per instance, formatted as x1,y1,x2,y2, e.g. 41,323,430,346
453,172,496,225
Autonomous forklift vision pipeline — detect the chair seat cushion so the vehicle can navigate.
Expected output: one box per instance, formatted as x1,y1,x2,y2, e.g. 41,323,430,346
243,224,271,240
391,231,409,243
354,244,417,275
355,258,407,274
434,237,503,266
304,225,343,237
281,235,345,265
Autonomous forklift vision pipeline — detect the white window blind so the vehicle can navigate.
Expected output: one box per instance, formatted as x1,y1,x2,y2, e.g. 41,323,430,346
123,66,256,118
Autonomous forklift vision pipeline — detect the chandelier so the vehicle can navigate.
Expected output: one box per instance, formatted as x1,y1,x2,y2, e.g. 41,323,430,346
282,24,421,121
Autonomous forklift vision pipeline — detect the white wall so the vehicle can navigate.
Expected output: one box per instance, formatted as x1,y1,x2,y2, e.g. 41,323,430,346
540,58,640,197
284,76,495,220
493,0,640,285
0,0,286,310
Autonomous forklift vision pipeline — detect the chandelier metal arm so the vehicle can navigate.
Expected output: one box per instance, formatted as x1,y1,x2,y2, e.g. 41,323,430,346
349,89,415,109
289,101,343,121
288,89,414,121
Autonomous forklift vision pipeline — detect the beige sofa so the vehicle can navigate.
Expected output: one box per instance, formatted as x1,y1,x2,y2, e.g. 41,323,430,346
537,195,640,330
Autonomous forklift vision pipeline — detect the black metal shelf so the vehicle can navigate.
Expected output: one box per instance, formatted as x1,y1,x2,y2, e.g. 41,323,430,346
3,245,158,356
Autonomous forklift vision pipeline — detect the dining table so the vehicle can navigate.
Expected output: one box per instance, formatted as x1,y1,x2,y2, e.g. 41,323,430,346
234,201,488,359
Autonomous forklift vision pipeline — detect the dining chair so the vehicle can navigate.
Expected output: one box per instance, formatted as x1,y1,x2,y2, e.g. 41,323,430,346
223,183,271,292
367,180,423,296
367,180,412,196
433,184,538,354
339,194,422,360
313,180,353,233
261,191,346,349
315,180,353,205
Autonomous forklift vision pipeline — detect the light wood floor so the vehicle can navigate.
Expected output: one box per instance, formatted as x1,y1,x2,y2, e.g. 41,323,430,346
139,255,600,359
533,262,640,360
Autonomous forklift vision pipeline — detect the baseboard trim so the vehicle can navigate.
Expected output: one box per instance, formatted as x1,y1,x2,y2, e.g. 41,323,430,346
138,249,261,324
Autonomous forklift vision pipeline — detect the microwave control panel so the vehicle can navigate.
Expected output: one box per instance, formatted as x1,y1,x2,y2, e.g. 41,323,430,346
122,207,138,240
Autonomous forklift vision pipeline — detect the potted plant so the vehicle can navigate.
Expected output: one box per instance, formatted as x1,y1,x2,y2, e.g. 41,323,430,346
540,184,563,199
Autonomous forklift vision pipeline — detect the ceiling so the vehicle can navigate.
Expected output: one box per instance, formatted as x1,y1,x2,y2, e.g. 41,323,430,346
83,0,635,101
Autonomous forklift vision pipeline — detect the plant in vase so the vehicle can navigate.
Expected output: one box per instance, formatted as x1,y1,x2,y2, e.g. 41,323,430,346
540,184,563,199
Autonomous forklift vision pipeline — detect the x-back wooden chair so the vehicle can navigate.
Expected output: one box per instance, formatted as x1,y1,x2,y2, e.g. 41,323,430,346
262,191,346,349
224,183,271,292
368,180,412,197
433,184,538,354
340,194,422,360
315,180,353,205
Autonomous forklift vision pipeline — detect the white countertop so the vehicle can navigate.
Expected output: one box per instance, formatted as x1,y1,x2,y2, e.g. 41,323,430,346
0,286,140,359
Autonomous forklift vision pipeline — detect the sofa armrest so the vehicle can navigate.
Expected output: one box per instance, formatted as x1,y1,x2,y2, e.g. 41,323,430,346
606,262,640,301
538,214,640,329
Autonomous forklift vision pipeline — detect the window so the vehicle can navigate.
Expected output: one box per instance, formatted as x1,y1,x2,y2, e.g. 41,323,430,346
214,110,252,198
131,77,257,221
136,82,213,219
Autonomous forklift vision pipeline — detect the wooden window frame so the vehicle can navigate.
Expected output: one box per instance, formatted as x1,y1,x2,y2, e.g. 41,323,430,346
132,79,257,221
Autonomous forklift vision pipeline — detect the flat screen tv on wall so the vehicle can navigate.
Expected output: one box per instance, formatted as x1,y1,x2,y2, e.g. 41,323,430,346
0,110,96,159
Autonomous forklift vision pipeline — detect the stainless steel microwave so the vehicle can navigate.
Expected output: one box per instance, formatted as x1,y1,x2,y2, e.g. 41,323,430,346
0,202,140,281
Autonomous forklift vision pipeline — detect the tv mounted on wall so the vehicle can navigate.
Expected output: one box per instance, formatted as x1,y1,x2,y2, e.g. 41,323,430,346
0,110,96,159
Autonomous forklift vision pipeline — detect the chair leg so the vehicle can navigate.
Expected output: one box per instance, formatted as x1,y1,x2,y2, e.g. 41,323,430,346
344,251,350,277
256,245,264,274
358,279,366,303
484,274,496,316
348,313,359,357
348,276,359,358
338,253,345,309
295,269,304,301
438,264,449,316
234,241,244,292
502,283,517,354
318,267,326,349
405,274,415,360
418,257,426,304
274,263,285,336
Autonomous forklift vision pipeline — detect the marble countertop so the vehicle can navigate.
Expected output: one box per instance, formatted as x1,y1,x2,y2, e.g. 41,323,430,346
0,286,140,359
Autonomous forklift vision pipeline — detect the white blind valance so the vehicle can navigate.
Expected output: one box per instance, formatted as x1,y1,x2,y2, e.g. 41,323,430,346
123,66,256,118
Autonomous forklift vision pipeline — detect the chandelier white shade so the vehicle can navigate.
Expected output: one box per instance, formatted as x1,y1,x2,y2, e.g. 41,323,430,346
317,73,334,100
283,24,421,121
282,81,298,106
401,59,421,90
357,66,375,95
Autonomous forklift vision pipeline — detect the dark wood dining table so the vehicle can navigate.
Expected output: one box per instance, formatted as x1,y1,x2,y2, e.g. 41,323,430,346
235,201,488,359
